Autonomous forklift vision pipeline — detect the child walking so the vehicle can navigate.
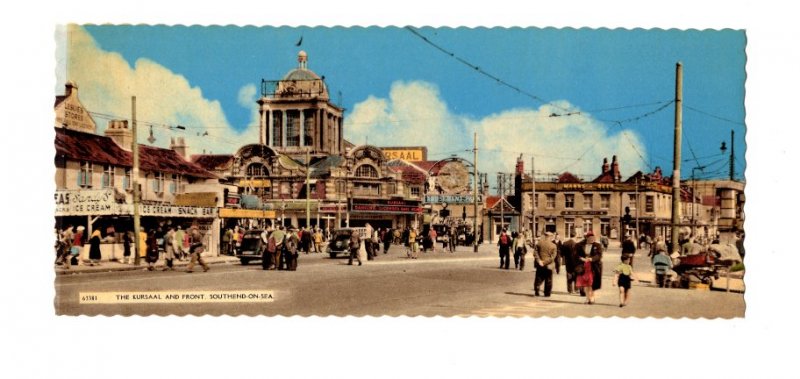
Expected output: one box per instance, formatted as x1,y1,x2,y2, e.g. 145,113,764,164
614,255,634,307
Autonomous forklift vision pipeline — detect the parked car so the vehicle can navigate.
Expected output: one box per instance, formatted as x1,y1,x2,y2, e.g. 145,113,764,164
326,227,367,258
236,229,264,265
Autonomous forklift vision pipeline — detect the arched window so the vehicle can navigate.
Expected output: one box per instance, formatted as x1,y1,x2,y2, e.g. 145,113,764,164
246,163,269,177
355,165,378,178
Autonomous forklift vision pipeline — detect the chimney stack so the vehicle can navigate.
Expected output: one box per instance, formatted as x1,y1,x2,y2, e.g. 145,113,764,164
104,119,132,149
171,136,187,158
602,157,609,174
611,155,621,182
65,81,77,97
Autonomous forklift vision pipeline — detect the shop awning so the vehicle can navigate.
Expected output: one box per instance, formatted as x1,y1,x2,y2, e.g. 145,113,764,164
174,192,218,207
219,208,277,219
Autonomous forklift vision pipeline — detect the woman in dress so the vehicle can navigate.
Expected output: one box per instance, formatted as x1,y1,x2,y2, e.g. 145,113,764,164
576,258,595,304
88,229,102,266
145,229,160,271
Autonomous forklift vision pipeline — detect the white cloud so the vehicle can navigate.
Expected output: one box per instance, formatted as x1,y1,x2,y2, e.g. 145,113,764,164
345,80,648,180
57,25,255,156
238,84,258,108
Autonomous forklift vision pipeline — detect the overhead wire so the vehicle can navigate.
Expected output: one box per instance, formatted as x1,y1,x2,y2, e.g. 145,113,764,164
685,105,745,126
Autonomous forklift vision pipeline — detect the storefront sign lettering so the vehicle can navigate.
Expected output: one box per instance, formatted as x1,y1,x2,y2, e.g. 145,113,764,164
424,194,474,204
351,199,423,214
55,189,120,216
381,147,427,161
561,210,608,216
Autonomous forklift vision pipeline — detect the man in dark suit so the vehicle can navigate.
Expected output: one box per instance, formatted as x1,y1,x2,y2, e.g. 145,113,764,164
533,232,558,297
575,230,604,299
560,231,578,294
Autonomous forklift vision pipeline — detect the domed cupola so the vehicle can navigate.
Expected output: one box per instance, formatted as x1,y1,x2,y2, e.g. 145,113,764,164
277,51,328,99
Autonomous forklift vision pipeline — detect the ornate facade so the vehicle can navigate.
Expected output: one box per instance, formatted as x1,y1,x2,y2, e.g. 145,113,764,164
192,52,422,230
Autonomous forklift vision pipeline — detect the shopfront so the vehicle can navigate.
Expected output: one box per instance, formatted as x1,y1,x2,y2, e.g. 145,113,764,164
55,189,221,259
349,198,423,229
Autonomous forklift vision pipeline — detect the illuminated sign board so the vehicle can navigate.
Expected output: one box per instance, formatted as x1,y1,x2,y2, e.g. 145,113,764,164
381,147,427,161
351,199,423,214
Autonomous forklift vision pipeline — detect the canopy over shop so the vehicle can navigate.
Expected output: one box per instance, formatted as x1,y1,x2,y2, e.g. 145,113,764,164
55,188,221,255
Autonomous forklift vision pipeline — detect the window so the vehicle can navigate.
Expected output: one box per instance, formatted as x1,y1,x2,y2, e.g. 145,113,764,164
628,193,637,210
281,182,291,196
304,110,314,146
600,219,610,236
583,193,593,209
246,163,269,177
286,110,300,147
355,165,378,178
565,194,575,209
336,180,346,196
102,165,115,188
646,195,654,212
600,194,611,209
123,168,132,190
78,161,92,188
565,219,575,238
546,194,555,209
411,186,421,197
533,194,539,209
170,174,180,194
583,219,593,236
353,182,380,196
152,172,165,194
272,111,283,146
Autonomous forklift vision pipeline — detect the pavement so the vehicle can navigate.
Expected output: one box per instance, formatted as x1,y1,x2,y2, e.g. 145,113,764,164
55,254,241,274
53,243,746,292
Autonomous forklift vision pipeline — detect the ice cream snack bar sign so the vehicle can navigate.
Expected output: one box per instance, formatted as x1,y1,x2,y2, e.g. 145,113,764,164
138,204,217,218
55,189,123,216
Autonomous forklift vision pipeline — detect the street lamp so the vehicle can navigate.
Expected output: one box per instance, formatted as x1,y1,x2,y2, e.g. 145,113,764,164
691,165,706,227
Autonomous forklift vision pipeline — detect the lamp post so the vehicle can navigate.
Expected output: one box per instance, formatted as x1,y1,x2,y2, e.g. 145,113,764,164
691,165,706,228
131,96,141,266
472,132,478,252
280,200,286,228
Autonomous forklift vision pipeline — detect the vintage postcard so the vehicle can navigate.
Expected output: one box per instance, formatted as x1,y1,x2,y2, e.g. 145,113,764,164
53,24,746,317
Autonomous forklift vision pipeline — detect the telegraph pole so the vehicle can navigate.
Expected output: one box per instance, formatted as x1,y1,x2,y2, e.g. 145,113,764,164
498,173,505,233
635,177,640,241
473,132,479,252
132,96,141,266
729,129,735,181
670,62,683,255
530,156,536,237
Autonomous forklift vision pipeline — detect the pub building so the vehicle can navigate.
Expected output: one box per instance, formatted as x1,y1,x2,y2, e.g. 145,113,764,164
54,82,227,260
191,52,422,231
516,155,729,243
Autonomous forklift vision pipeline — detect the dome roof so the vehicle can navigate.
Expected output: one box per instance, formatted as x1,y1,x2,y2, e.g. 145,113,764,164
283,68,321,81
275,51,329,99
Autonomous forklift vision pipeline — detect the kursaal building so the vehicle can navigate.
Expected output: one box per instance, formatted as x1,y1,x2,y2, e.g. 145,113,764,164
191,51,423,231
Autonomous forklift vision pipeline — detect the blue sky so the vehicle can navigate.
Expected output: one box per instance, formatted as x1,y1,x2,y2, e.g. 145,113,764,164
58,25,745,182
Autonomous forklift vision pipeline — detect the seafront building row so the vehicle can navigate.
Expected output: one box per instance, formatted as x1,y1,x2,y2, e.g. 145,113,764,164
54,52,744,259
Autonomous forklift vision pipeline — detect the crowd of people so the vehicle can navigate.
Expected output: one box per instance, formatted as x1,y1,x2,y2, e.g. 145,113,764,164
494,227,697,307
55,223,209,272
57,219,743,308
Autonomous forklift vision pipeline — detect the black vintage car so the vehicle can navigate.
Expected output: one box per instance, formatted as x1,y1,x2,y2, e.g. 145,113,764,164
326,227,367,258
236,229,265,265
